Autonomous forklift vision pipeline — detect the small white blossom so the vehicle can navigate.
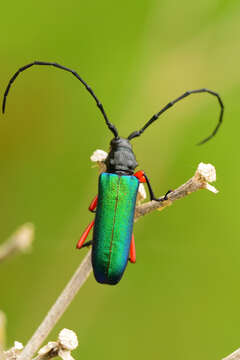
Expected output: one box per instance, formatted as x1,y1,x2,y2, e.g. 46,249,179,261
195,162,218,193
90,149,107,173
3,341,24,360
197,162,216,182
137,183,147,204
90,149,108,163
58,329,78,351
13,341,23,351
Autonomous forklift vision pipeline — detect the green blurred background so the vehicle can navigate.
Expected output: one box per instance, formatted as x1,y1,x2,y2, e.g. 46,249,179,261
0,0,238,359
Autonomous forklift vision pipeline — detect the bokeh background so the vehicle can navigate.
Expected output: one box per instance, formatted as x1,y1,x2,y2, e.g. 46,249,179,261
0,1,238,359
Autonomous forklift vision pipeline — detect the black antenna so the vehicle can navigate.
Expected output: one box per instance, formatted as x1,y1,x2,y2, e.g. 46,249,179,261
2,61,119,138
128,88,224,145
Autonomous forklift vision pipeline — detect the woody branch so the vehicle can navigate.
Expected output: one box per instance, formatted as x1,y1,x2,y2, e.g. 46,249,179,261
16,160,218,360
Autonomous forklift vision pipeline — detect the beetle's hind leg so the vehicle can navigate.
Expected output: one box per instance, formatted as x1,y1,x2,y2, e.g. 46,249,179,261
129,234,136,263
76,220,94,249
134,170,172,202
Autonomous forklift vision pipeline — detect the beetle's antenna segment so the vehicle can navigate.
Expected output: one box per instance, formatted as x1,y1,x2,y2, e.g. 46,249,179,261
2,61,119,138
128,88,224,145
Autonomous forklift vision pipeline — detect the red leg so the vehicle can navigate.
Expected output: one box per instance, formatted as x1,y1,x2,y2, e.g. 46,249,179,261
76,220,94,249
129,234,136,263
89,195,98,212
76,196,98,249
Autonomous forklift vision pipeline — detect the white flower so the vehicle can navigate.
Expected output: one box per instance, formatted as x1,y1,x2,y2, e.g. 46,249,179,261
197,163,216,182
137,183,147,204
58,329,78,351
90,149,108,163
195,162,218,194
14,341,23,351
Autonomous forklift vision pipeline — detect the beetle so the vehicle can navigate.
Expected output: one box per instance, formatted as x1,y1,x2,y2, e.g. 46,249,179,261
2,61,224,285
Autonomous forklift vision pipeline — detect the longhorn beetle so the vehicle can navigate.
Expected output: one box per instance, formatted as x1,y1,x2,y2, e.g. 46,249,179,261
2,61,224,285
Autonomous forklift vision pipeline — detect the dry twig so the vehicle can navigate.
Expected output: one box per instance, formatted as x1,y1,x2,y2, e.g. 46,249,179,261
17,162,218,360
135,162,218,220
32,329,78,360
3,341,23,360
18,253,91,360
223,348,240,360
0,223,34,263
0,224,34,359
3,329,78,360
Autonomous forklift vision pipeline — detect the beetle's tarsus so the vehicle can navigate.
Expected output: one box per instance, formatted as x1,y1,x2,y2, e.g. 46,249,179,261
143,172,172,202
154,189,173,202
163,189,172,200
81,240,93,248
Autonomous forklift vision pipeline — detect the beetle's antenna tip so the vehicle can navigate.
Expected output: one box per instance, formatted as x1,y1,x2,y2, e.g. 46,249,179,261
196,135,212,146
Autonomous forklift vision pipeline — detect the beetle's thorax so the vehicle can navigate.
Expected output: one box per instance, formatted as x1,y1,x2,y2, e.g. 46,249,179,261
105,137,138,175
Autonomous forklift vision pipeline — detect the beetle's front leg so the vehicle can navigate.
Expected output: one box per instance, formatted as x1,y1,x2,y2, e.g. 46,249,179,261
144,173,172,202
134,170,171,202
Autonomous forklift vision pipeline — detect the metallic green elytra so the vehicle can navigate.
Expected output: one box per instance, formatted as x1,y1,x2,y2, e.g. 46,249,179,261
92,173,139,285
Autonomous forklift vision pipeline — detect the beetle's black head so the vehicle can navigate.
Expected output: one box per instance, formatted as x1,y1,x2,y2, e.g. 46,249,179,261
105,137,138,175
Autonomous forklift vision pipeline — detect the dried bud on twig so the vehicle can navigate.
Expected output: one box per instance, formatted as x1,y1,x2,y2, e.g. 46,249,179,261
58,329,78,351
195,162,218,193
33,329,78,360
3,341,23,360
90,149,107,173
0,223,35,263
